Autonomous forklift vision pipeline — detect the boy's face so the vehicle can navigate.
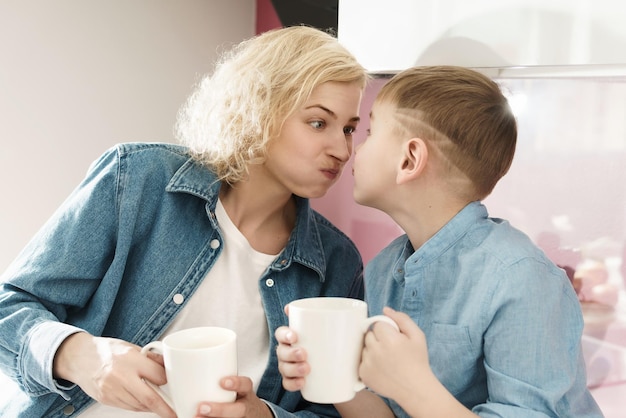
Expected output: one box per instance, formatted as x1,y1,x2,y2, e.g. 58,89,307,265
352,100,404,210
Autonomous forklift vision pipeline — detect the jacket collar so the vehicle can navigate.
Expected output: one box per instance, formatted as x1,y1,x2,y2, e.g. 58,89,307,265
165,159,327,282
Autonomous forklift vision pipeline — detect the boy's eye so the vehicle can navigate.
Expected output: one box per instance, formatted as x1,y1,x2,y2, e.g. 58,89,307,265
309,120,325,129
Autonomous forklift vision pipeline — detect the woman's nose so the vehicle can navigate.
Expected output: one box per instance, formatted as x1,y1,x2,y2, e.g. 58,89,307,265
330,132,352,162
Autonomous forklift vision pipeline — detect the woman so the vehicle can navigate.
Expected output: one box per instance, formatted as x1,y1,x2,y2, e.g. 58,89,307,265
0,26,369,418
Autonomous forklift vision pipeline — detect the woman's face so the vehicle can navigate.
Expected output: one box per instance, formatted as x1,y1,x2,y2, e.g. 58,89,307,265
264,81,362,198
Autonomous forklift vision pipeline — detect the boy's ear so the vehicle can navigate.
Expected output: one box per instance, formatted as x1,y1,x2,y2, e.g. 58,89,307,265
396,137,427,184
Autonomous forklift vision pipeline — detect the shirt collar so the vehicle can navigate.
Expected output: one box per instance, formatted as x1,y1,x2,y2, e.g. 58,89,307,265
407,201,489,266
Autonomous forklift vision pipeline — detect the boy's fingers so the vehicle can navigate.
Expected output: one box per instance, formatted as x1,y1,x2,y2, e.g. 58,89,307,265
276,343,307,363
274,326,297,344
382,307,423,339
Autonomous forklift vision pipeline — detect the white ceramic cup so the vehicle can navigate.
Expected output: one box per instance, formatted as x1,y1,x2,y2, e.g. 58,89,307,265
140,326,238,418
288,297,399,404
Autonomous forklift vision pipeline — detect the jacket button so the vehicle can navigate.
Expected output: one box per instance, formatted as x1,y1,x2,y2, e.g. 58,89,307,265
210,239,220,249
173,294,185,305
63,405,75,415
265,279,275,287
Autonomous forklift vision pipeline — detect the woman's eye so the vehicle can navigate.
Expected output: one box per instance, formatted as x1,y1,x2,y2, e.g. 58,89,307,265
343,126,357,135
309,120,325,129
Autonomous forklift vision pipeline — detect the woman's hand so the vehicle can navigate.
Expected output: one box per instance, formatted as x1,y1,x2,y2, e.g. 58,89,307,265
53,332,176,417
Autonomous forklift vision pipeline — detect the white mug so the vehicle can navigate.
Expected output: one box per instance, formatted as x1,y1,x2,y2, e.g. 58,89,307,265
140,326,238,418
288,297,399,404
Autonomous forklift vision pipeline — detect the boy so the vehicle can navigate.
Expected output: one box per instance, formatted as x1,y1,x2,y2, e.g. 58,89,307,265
274,66,603,417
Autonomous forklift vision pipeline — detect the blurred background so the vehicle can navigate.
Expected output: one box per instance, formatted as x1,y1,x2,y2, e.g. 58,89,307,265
1,1,624,416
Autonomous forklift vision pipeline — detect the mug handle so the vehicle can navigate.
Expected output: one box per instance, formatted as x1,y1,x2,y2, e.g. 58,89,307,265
354,315,400,392
140,341,176,409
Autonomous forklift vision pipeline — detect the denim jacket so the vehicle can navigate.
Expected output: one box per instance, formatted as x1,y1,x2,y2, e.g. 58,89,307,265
0,142,364,418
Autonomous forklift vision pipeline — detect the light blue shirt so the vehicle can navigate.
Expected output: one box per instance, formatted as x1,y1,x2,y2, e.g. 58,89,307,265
365,201,603,417
0,142,364,418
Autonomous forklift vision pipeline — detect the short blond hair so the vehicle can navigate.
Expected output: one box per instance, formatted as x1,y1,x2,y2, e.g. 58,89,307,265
175,26,369,184
376,66,517,200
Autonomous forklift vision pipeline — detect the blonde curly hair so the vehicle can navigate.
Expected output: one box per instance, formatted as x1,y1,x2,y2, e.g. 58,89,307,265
175,26,369,184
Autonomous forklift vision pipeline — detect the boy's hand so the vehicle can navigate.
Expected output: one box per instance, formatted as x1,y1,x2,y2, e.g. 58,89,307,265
359,307,431,402
274,326,311,391
195,376,273,418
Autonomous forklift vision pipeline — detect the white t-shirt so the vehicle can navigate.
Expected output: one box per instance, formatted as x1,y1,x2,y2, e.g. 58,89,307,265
81,199,277,417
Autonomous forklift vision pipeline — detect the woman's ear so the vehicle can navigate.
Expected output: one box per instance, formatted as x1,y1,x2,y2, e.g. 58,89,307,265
396,137,428,185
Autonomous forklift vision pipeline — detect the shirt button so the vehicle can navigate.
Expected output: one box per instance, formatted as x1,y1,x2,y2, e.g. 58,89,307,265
265,279,275,287
210,239,220,249
173,294,185,305
63,405,75,415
